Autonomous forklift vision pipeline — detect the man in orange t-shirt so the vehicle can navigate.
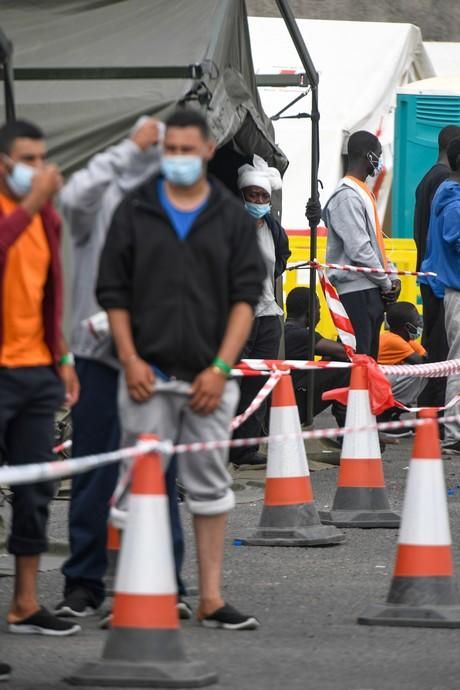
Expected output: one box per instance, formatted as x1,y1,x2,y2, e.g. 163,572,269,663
378,302,427,426
0,120,79,638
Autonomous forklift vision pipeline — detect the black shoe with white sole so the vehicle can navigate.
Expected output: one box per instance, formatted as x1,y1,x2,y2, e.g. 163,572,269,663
9,607,81,636
55,587,100,618
443,440,460,456
0,663,11,682
178,598,192,620
200,603,259,631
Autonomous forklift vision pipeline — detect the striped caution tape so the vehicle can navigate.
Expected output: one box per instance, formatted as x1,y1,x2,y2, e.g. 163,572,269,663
230,369,283,430
3,414,460,487
287,259,437,278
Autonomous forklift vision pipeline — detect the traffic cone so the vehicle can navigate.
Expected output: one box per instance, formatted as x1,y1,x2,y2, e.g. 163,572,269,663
66,435,217,687
241,374,345,546
319,364,399,528
358,408,460,627
104,522,120,597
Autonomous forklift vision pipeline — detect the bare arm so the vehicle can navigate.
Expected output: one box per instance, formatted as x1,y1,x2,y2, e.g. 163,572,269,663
108,308,154,402
315,337,349,362
190,302,254,414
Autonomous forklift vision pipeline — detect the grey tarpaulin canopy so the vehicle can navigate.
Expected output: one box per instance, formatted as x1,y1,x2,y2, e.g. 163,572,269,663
0,0,288,178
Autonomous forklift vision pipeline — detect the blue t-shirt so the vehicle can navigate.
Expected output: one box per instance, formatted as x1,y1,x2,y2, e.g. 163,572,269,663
158,179,208,240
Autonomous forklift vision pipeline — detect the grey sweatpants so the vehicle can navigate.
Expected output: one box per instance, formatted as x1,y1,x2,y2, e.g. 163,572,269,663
444,288,460,442
118,378,240,515
388,374,427,408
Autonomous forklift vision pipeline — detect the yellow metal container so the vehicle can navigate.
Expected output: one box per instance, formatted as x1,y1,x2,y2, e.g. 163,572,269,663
284,236,419,340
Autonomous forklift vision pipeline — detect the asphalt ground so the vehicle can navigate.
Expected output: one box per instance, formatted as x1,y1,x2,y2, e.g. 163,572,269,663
1,416,460,689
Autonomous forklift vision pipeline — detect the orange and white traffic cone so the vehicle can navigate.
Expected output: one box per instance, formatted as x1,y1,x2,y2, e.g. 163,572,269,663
67,435,217,687
358,408,460,627
241,374,345,546
319,364,399,528
104,522,120,597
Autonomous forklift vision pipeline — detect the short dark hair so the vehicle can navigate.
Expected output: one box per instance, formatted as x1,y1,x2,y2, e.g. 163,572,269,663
0,119,44,156
438,125,460,153
165,109,209,139
386,301,419,331
447,137,460,172
347,130,380,161
286,286,318,319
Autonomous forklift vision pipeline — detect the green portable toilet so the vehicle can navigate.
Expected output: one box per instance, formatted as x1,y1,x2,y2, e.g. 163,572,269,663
393,76,460,238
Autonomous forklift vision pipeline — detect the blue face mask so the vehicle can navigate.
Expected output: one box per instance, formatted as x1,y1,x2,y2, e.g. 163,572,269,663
160,155,203,187
367,151,383,177
405,321,423,340
5,161,35,197
244,201,271,219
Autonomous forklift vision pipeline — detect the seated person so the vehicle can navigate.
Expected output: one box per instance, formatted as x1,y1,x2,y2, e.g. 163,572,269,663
377,301,428,435
285,287,349,427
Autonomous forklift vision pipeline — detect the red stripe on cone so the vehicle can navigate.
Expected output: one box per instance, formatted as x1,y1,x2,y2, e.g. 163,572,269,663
412,409,442,461
394,545,454,577
271,375,297,407
107,524,120,550
113,593,179,629
131,435,165,496
349,364,368,391
265,476,313,506
338,459,385,488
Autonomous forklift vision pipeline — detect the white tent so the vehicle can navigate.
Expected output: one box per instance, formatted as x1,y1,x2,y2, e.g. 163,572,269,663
249,18,434,233
424,42,460,77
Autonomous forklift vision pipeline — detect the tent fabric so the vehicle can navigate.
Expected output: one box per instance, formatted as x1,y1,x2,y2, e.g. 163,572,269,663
0,0,287,175
249,17,435,230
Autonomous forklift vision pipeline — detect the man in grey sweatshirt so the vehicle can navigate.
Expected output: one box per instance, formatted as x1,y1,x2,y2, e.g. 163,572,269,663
54,118,187,619
323,131,401,358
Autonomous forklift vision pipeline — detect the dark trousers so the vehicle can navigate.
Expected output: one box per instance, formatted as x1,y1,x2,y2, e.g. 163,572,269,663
340,288,385,359
230,315,282,462
418,283,448,407
293,368,349,427
62,358,185,604
0,366,64,555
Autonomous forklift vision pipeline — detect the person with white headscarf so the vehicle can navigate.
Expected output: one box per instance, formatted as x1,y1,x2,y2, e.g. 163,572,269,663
230,154,290,467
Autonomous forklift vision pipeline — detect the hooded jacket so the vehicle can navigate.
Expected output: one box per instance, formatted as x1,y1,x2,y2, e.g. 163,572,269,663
96,174,265,382
59,125,161,367
265,214,291,280
420,179,460,298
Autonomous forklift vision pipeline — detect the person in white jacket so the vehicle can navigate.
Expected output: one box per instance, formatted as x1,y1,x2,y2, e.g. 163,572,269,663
54,118,189,620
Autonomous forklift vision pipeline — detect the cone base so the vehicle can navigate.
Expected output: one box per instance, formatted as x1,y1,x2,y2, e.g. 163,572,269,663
241,524,345,546
319,509,400,528
357,603,460,628
65,660,218,688
388,576,460,606
240,503,345,545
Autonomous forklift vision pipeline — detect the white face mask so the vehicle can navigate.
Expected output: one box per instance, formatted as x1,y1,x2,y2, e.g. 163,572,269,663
367,151,383,177
2,156,35,197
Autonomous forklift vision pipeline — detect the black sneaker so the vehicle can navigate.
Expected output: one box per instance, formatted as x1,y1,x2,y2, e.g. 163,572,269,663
0,663,11,682
231,452,267,468
177,598,192,620
55,588,100,618
442,440,460,456
9,607,81,636
200,603,259,631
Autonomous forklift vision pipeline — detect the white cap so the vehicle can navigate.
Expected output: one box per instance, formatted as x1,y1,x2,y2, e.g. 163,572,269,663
237,154,282,195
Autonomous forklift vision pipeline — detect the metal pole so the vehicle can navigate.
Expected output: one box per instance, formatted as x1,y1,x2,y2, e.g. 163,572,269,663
0,28,16,122
274,0,320,426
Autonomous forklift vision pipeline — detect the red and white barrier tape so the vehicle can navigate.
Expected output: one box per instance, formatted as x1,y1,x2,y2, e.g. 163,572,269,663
3,414,460,487
288,259,437,278
230,369,283,430
233,357,460,379
53,440,72,454
316,267,356,354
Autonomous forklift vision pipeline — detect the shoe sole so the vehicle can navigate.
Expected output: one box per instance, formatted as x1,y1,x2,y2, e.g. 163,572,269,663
442,448,460,456
55,606,97,618
177,604,192,620
9,623,81,636
381,431,413,439
201,617,259,631
0,674,10,681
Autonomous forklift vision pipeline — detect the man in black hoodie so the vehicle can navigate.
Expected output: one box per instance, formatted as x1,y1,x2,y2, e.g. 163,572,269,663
97,109,264,630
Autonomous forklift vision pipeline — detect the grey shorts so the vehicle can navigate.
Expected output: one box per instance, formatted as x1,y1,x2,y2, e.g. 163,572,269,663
118,377,240,515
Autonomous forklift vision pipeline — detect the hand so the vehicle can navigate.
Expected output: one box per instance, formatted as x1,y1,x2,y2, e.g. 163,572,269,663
190,367,226,415
382,279,401,305
131,118,160,151
59,364,80,408
30,164,63,199
124,357,155,402
306,197,322,229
